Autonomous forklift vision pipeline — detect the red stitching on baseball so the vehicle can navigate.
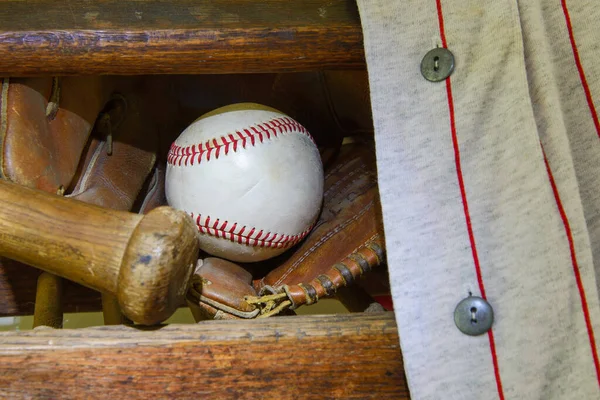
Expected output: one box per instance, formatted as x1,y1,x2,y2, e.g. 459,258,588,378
189,212,313,249
167,117,314,167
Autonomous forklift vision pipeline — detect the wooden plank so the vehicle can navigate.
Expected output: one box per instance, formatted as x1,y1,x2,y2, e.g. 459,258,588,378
0,0,364,76
0,312,408,399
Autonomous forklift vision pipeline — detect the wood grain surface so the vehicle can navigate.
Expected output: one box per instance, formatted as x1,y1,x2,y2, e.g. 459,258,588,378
0,179,140,294
0,179,199,324
32,272,63,328
0,312,408,399
0,0,364,76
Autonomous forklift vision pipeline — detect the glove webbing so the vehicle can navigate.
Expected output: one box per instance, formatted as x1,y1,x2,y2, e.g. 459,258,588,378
246,235,384,317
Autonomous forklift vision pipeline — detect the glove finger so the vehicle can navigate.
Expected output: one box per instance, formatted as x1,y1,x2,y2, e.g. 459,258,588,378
0,76,114,193
67,91,157,210
135,163,167,215
187,257,259,320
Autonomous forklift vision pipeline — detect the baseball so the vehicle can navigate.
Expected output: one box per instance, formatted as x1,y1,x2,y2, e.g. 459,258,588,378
165,103,324,262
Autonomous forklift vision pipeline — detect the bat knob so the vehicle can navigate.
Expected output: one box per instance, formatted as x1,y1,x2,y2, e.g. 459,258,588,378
117,206,200,325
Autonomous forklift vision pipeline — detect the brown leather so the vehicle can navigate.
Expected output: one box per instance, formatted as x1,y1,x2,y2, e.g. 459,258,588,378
282,239,383,307
67,92,157,210
188,258,259,320
188,300,238,321
0,77,113,193
136,164,167,215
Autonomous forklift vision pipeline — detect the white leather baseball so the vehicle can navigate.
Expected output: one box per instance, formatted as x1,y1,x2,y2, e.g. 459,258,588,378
165,103,324,262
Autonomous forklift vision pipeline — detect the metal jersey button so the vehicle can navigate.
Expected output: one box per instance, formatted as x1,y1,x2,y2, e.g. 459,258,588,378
454,296,494,336
421,48,455,82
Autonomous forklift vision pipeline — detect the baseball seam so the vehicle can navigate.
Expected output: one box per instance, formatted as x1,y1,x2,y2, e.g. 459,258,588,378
190,212,313,248
167,116,314,167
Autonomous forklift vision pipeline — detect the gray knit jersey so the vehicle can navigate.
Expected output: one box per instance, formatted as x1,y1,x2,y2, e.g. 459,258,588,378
357,1,600,398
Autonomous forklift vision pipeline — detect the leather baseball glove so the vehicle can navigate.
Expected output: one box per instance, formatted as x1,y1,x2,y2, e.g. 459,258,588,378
185,140,385,320
0,76,158,326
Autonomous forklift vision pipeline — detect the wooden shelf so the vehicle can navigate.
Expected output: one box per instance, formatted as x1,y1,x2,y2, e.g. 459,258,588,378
0,313,408,398
0,0,365,76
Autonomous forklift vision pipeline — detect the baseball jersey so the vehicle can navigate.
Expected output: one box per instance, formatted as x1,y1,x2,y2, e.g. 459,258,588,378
356,0,600,398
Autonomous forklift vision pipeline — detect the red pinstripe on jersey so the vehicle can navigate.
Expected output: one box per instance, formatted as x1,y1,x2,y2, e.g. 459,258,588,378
561,0,600,139
435,1,505,399
542,147,600,386
559,0,600,386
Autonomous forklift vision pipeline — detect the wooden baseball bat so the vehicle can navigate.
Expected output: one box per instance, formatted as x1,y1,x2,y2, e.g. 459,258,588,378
0,179,199,325
33,272,64,328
